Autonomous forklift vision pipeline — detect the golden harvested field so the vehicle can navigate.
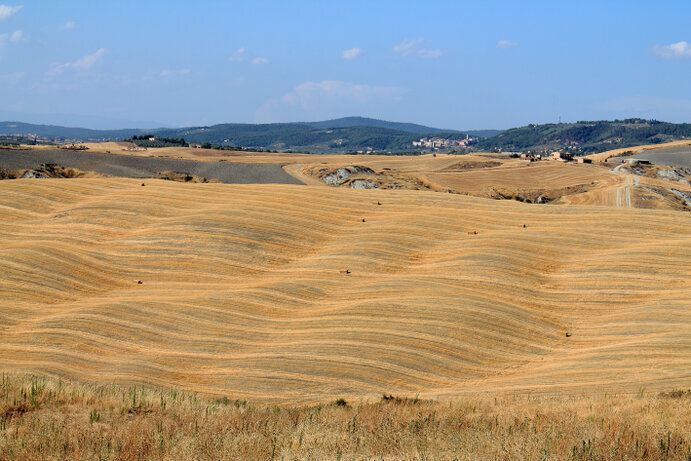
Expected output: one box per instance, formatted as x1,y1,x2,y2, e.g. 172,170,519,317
421,161,611,196
20,143,691,210
1,178,689,404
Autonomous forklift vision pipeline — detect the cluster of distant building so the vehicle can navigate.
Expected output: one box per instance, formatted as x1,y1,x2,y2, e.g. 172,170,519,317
412,136,475,149
355,147,377,154
515,152,592,164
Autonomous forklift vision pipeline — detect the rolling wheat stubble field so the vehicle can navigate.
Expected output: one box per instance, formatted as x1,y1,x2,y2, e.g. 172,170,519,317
0,148,689,459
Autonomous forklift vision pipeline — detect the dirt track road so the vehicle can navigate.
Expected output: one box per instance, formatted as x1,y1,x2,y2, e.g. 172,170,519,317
610,163,642,208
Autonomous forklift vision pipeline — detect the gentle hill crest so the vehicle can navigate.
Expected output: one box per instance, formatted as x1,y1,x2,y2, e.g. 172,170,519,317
305,116,456,134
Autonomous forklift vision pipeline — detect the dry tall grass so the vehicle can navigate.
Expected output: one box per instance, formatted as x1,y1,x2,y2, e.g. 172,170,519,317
1,374,688,460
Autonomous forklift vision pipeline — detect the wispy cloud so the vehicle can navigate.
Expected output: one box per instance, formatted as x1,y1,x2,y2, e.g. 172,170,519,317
228,47,246,62
160,68,190,77
71,48,106,70
50,48,106,74
0,29,21,46
282,80,402,108
9,29,21,43
393,38,443,59
342,47,361,60
652,41,691,59
256,79,403,123
0,5,22,21
59,20,75,31
497,39,518,49
229,48,269,64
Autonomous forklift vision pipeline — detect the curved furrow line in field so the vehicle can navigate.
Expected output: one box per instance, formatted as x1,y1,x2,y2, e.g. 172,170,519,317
0,179,689,402
7,284,564,363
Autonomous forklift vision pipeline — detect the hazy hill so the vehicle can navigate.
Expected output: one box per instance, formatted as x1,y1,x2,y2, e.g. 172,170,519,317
3,117,690,154
306,116,455,134
152,118,475,152
155,123,471,152
475,119,691,153
0,118,473,153
0,121,142,142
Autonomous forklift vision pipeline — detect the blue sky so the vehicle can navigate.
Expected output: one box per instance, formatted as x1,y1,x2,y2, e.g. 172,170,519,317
0,0,689,129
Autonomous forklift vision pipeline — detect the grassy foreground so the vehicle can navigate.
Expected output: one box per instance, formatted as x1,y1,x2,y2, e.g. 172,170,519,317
0,375,688,460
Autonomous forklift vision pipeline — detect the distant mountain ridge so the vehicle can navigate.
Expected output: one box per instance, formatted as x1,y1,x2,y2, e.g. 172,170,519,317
0,117,479,153
0,121,141,141
0,117,457,139
2,117,689,154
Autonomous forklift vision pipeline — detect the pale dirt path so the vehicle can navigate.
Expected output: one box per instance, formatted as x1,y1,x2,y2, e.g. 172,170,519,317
610,163,634,208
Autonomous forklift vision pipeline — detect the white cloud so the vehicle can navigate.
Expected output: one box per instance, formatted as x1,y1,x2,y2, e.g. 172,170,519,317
652,41,691,59
51,48,106,74
497,39,518,49
229,48,268,64
228,47,246,62
393,39,416,55
393,38,442,59
72,48,106,70
59,21,75,31
256,80,403,123
283,80,401,108
0,29,21,46
0,5,22,20
418,48,443,59
342,47,361,60
9,29,21,43
160,68,190,77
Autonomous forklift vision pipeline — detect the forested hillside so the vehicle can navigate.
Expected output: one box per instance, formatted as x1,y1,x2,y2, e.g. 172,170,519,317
475,119,691,153
2,118,690,154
